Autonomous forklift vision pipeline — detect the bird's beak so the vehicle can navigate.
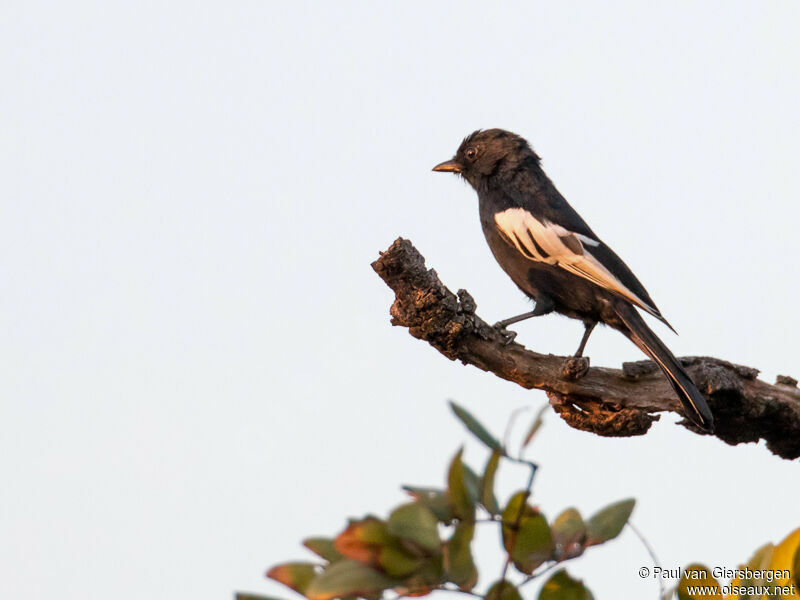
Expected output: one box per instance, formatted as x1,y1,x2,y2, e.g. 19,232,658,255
432,159,462,173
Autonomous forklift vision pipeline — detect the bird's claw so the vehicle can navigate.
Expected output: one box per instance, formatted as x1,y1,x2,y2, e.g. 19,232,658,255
493,322,518,345
562,356,590,380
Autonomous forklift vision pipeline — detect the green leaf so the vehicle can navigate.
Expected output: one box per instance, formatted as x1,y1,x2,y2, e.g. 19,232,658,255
402,487,453,523
387,503,441,552
379,544,423,578
501,492,554,574
398,555,444,597
266,562,319,595
522,404,548,449
334,517,389,564
480,450,502,515
449,401,502,451
305,560,395,600
676,564,721,600
551,508,587,559
585,498,635,546
357,518,390,544
513,513,554,573
502,492,529,520
501,491,530,554
447,448,476,521
538,569,594,600
463,464,481,507
486,581,523,600
443,522,477,590
303,538,343,562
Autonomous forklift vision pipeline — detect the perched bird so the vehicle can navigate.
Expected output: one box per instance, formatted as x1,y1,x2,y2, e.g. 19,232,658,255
433,128,714,431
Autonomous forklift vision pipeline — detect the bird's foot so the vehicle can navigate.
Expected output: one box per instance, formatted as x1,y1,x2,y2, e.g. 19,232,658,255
493,322,518,345
562,356,590,380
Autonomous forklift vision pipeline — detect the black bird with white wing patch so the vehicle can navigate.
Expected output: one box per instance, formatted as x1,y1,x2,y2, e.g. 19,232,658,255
433,128,714,431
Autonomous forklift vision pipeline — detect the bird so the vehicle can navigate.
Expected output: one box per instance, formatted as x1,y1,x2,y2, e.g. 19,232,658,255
432,128,714,432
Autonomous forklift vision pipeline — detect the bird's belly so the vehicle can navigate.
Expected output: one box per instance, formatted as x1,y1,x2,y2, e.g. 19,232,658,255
525,263,607,316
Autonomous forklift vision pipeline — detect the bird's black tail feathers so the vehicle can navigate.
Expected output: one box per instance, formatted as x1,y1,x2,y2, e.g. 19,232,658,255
615,304,715,432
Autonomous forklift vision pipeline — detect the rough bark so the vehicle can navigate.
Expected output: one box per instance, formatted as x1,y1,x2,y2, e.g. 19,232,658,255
372,238,800,460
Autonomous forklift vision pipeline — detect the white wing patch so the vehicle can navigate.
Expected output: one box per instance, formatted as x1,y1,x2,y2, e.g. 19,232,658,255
493,207,660,317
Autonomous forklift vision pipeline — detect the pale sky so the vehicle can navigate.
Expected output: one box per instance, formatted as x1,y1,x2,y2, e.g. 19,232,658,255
2,2,799,599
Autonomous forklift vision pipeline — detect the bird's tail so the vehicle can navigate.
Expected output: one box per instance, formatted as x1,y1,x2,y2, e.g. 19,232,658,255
615,304,714,432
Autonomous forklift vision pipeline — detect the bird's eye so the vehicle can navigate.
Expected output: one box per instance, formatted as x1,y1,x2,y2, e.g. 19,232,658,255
465,146,478,160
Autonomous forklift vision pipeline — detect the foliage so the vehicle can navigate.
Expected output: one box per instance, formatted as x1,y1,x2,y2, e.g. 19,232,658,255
239,401,799,600
242,402,635,600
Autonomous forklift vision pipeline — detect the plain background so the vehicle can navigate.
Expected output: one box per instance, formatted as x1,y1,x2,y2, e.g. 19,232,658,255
2,1,799,598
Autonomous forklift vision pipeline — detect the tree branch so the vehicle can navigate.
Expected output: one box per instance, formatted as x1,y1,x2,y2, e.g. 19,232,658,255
372,238,800,460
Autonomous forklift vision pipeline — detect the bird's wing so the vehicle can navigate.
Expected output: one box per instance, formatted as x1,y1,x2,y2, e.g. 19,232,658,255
494,207,672,327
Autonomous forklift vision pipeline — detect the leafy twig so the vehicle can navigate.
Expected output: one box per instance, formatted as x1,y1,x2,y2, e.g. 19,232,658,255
499,460,537,585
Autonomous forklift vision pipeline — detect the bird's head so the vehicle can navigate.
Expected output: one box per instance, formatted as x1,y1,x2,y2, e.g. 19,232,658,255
432,128,540,190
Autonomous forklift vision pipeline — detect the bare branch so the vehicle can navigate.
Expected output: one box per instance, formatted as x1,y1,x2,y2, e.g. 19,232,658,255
372,238,800,460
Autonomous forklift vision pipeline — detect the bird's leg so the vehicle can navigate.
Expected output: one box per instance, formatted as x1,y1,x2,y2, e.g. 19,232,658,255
563,321,596,380
493,296,554,344
574,321,597,358
494,310,538,329
495,295,555,328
